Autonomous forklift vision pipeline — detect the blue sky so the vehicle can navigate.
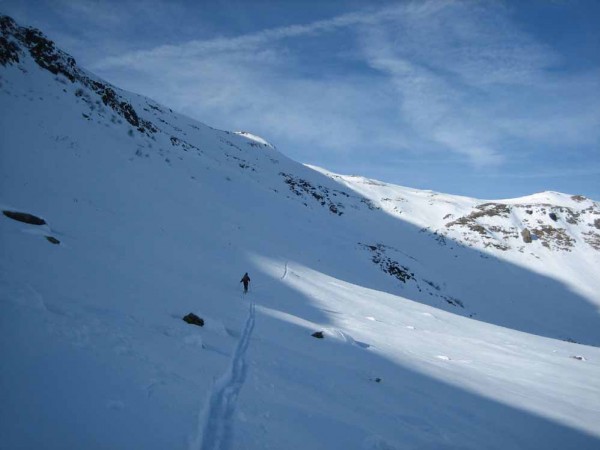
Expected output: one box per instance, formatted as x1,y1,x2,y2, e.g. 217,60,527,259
3,0,600,200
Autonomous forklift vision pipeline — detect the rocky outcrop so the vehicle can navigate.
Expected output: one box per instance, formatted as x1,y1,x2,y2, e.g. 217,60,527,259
1,15,156,134
280,172,347,215
441,200,600,252
360,243,467,309
361,243,414,283
2,210,46,225
445,203,513,250
583,231,600,250
446,203,512,232
532,225,576,251
183,313,204,327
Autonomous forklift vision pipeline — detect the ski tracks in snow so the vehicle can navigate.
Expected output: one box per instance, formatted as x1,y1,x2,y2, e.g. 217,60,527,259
192,302,256,450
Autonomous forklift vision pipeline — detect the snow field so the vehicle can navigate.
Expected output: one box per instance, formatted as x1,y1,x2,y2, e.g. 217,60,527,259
1,27,600,449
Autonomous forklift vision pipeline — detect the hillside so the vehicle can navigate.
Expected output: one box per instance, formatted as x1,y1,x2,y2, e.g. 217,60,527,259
1,15,599,449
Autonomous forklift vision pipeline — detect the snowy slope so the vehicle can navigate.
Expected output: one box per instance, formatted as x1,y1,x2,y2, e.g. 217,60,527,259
312,166,600,341
1,16,599,449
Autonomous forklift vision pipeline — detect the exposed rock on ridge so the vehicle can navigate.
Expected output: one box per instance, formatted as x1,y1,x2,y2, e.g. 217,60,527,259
0,15,156,134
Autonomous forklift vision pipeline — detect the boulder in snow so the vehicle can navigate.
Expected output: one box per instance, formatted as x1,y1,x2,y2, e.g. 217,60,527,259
45,236,60,245
2,210,46,225
183,313,204,327
311,331,324,339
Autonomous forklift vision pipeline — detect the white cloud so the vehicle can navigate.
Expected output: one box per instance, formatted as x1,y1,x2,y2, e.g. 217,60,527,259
356,1,600,167
94,5,395,69
86,0,599,171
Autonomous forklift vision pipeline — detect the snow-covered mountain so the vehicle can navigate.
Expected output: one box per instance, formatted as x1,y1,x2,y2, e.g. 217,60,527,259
1,15,599,449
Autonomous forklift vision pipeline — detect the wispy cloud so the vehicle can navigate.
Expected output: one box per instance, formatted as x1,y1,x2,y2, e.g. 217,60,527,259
476,167,600,180
86,0,599,173
89,5,407,158
95,5,396,68
354,1,599,167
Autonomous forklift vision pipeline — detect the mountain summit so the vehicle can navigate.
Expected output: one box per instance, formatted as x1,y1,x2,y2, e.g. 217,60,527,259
2,15,599,450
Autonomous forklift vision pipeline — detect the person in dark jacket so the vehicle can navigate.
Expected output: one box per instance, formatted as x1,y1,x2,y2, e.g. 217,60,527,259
240,272,251,293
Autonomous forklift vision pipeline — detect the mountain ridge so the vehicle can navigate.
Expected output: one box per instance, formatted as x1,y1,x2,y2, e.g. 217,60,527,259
1,14,600,450
2,11,599,342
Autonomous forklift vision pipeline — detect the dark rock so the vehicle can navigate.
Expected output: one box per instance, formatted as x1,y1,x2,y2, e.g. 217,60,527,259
361,243,415,284
565,213,579,225
23,26,76,81
45,236,60,244
3,210,46,225
1,14,157,135
279,172,345,216
0,35,20,65
521,228,532,244
183,313,204,327
374,377,382,383
445,203,511,241
311,331,324,339
533,225,575,251
571,355,586,361
525,210,533,215
0,15,77,80
594,219,600,230
361,198,380,211
423,279,441,291
443,296,464,308
582,231,600,250
549,212,558,221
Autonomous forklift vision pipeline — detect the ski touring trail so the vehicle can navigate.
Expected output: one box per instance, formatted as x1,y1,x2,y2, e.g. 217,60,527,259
191,302,256,450
281,261,289,280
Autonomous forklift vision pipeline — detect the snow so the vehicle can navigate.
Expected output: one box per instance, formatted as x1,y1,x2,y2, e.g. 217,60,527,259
1,18,600,449
193,303,256,450
234,131,274,148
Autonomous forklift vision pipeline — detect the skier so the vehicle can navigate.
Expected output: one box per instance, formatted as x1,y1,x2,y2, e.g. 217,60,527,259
240,272,251,294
